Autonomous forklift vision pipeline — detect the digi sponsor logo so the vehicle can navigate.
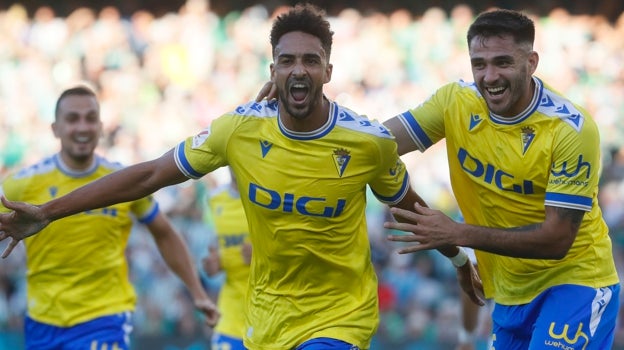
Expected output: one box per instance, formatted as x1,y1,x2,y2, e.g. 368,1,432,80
248,182,346,218
457,148,534,194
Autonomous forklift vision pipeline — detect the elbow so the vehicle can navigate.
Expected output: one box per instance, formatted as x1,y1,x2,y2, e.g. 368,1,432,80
544,237,575,260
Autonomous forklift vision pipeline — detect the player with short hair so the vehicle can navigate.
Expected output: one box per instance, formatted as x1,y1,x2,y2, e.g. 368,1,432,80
0,85,219,349
384,9,620,349
0,4,480,350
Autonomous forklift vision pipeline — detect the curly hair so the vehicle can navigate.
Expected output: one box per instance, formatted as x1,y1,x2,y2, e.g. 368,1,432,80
270,3,334,60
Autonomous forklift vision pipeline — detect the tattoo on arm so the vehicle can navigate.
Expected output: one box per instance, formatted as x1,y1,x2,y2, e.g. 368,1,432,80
508,207,584,232
554,206,584,228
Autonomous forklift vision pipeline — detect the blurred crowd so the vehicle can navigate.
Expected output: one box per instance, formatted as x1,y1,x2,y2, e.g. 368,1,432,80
0,0,623,348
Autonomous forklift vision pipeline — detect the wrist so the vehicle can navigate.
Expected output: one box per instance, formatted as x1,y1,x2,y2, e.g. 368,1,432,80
449,247,469,268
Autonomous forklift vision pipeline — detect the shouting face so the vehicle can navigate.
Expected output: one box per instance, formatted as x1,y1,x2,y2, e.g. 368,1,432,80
271,31,332,130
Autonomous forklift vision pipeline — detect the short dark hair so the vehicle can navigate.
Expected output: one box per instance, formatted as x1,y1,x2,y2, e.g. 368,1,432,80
54,85,98,120
270,3,334,60
467,9,535,47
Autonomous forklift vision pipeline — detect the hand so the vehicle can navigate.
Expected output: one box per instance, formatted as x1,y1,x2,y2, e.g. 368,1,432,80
457,262,485,306
385,203,460,253
0,196,50,258
201,245,221,276
254,81,277,102
194,297,220,327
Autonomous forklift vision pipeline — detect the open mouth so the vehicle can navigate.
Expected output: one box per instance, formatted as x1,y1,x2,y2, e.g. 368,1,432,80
290,83,309,102
486,86,506,96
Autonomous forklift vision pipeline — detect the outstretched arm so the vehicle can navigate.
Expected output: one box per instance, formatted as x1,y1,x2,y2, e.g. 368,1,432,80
147,213,220,327
0,149,188,257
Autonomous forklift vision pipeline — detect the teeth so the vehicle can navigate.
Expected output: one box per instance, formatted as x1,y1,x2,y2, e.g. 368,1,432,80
293,83,306,88
488,87,505,93
75,136,91,142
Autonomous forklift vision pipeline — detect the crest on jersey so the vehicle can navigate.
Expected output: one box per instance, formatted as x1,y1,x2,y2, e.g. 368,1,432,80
333,148,351,177
521,126,535,155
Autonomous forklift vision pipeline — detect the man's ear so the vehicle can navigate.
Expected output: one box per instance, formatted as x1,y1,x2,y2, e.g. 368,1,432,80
324,63,333,84
528,51,539,75
51,122,59,138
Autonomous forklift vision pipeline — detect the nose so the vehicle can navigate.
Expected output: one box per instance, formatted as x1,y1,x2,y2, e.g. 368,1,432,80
291,60,307,77
483,65,499,83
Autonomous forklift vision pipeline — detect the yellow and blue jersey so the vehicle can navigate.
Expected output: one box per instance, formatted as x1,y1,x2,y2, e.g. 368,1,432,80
206,185,250,339
0,154,158,327
175,99,409,349
396,77,619,305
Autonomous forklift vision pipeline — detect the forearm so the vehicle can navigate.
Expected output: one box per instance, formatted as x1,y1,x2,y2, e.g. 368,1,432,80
41,162,158,221
42,151,185,222
457,223,570,259
155,232,208,300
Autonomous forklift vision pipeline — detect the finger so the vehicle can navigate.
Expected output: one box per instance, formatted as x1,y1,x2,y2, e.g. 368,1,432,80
412,202,433,214
1,238,18,259
254,82,273,102
267,83,278,100
0,196,19,211
387,234,422,243
384,221,419,232
388,207,424,222
395,244,430,254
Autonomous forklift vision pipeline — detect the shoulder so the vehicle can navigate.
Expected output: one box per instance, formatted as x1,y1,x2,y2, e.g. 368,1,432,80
333,102,394,140
8,156,57,180
228,99,279,119
95,155,125,172
536,79,593,133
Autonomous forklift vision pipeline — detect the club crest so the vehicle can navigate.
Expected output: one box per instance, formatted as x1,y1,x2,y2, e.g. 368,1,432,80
332,148,351,177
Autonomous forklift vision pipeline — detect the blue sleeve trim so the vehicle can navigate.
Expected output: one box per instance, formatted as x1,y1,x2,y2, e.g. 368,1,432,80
138,202,160,224
545,192,592,211
399,111,433,149
175,142,204,179
371,173,410,205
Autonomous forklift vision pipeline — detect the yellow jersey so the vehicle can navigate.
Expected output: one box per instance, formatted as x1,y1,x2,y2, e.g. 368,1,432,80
206,185,250,339
396,78,619,305
0,154,158,326
175,99,409,349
